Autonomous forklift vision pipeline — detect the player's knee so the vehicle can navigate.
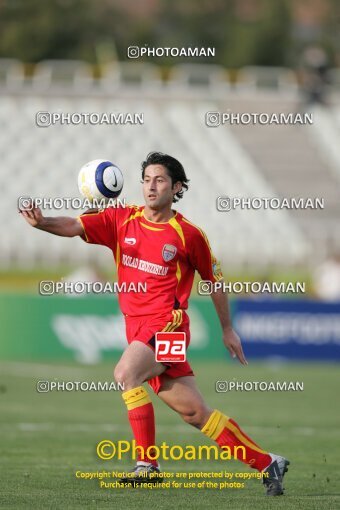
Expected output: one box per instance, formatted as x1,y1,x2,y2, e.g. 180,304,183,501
180,405,211,429
114,363,139,389
114,363,128,385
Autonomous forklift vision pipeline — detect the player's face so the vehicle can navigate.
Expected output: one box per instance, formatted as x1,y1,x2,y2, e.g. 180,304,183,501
142,165,179,209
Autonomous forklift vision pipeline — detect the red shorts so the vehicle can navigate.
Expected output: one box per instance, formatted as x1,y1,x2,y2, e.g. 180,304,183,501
125,309,194,394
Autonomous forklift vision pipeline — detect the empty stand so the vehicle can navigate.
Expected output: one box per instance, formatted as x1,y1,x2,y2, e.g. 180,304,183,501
2,61,339,269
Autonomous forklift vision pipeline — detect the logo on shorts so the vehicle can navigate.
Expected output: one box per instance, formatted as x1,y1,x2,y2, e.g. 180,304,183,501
155,332,186,362
162,244,177,262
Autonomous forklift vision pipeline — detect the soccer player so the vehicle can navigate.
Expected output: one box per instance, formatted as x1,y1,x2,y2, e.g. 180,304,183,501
20,152,289,496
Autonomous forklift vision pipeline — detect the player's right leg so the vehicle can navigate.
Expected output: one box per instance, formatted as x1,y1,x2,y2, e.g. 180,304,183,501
158,375,289,496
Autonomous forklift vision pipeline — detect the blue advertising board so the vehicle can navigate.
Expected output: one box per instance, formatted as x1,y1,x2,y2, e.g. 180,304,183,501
233,299,340,361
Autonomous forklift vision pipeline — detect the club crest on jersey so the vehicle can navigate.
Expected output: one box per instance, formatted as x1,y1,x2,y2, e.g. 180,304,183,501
162,244,177,262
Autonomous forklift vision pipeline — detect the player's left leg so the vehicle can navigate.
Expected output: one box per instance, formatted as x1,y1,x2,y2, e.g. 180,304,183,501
158,375,289,495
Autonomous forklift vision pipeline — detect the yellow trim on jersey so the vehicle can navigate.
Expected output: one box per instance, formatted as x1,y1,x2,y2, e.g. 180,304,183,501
140,222,165,231
122,209,143,226
182,217,212,248
169,216,185,247
77,216,89,242
182,217,223,281
141,209,178,225
162,309,183,332
116,242,120,268
77,209,107,244
175,261,181,284
79,209,106,217
126,204,141,210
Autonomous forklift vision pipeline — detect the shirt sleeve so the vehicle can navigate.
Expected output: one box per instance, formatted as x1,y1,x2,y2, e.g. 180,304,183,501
78,207,117,248
188,228,224,282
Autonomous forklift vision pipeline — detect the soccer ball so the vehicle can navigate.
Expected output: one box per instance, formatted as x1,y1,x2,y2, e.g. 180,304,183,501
78,159,124,203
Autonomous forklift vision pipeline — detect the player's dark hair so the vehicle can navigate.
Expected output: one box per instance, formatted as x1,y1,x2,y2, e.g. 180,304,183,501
141,151,189,203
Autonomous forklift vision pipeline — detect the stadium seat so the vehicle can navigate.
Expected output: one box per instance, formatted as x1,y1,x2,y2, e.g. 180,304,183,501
99,62,162,91
0,58,26,89
167,64,231,90
236,66,298,92
32,60,94,91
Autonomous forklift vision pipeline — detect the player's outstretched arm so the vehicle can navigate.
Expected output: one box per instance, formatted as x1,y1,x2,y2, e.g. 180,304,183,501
210,285,248,366
19,203,83,238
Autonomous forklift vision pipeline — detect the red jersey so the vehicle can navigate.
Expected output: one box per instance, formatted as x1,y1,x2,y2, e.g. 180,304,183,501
79,205,223,317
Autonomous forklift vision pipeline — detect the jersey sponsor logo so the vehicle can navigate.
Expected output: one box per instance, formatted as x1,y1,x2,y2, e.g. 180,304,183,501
155,332,186,362
122,253,169,276
124,237,136,245
162,244,177,262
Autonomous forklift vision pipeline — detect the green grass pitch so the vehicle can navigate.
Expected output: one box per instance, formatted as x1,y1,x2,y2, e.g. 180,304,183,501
0,360,339,509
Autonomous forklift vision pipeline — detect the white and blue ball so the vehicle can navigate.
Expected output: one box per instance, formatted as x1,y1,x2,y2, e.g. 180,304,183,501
78,159,124,202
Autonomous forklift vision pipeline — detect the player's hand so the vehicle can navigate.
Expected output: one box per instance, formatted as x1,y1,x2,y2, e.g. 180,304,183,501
222,327,248,365
19,200,45,227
